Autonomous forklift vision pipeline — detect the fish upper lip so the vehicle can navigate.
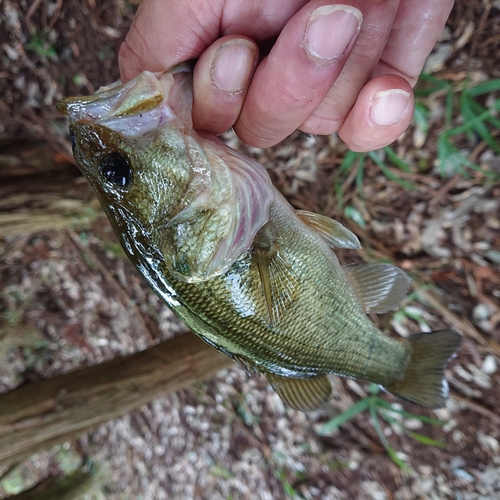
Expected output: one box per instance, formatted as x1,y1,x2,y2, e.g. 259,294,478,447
57,71,167,120
58,71,187,140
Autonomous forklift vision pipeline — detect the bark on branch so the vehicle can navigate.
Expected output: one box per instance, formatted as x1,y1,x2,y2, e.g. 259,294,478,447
0,333,232,469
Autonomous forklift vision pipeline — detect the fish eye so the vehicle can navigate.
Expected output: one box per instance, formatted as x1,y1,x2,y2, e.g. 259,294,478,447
99,152,133,187
69,129,76,152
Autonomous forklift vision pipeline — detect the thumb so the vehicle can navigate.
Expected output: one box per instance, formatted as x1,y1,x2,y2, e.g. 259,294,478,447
118,0,221,81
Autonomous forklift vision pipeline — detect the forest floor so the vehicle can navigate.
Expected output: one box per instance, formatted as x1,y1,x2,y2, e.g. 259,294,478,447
1,0,500,498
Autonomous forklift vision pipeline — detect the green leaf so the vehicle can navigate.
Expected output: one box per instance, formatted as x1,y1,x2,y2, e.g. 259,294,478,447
318,398,371,434
413,103,430,138
344,205,366,228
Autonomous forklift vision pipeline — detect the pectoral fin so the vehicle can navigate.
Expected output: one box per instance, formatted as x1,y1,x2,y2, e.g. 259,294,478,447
296,210,361,249
344,263,410,313
265,372,332,412
254,245,300,326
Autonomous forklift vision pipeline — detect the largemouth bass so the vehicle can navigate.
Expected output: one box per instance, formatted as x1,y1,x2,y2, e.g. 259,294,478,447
57,64,461,411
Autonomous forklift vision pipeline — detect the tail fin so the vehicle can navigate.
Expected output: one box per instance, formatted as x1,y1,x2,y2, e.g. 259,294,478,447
386,330,461,408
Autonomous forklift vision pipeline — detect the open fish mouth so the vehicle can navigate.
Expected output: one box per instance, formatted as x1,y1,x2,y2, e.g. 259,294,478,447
57,64,193,139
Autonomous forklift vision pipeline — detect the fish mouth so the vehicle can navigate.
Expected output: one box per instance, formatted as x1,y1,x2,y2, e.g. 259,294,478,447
56,63,194,138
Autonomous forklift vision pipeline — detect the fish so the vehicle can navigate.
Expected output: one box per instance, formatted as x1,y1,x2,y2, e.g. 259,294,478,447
57,64,461,412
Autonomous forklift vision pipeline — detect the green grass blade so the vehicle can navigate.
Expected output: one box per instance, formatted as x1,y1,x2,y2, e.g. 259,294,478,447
340,150,362,173
444,87,456,126
383,146,412,173
318,398,371,434
379,409,447,448
466,98,500,151
336,151,366,207
375,399,445,426
405,430,448,448
368,151,415,189
447,101,500,137
465,79,500,96
275,470,305,500
460,96,500,154
415,74,451,97
437,135,470,177
482,102,500,129
369,405,411,472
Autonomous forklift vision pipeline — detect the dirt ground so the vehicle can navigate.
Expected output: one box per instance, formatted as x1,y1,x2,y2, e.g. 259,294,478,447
1,0,500,499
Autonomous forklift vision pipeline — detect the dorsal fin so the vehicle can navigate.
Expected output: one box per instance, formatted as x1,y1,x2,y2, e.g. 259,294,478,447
264,372,332,411
344,263,410,313
254,245,300,326
296,210,361,249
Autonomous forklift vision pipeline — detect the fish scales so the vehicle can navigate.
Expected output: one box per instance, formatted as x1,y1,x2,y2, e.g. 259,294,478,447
57,65,461,411
168,200,407,383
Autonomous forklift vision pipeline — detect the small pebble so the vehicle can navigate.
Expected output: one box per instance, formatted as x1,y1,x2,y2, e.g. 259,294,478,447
453,468,474,482
473,303,492,321
482,355,498,375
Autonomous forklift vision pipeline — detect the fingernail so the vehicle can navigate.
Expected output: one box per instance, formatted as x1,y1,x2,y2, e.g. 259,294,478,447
304,5,362,65
212,39,257,94
371,89,411,126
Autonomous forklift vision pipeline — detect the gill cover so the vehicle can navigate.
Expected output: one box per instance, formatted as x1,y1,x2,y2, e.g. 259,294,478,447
59,66,275,282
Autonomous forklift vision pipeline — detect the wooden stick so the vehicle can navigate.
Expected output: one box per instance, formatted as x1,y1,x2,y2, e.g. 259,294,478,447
7,470,94,500
0,333,233,469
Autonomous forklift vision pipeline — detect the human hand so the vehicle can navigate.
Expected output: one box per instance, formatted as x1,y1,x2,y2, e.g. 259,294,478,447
119,0,454,152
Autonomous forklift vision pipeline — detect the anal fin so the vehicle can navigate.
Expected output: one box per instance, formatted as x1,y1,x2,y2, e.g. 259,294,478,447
265,372,332,412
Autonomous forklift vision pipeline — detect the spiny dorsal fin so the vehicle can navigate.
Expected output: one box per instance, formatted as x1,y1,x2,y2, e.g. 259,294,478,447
265,372,332,412
254,246,300,327
344,263,410,314
296,210,361,249
386,330,462,408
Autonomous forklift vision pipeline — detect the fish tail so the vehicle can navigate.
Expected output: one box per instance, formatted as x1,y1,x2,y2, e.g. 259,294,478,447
386,330,461,408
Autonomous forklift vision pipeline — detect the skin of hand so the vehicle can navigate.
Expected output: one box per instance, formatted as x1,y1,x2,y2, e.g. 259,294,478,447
119,0,454,152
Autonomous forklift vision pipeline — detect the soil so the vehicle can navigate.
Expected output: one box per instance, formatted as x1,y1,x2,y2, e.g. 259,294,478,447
1,0,500,499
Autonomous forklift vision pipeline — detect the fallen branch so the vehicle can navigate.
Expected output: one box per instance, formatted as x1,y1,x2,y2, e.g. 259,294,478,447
0,333,233,469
